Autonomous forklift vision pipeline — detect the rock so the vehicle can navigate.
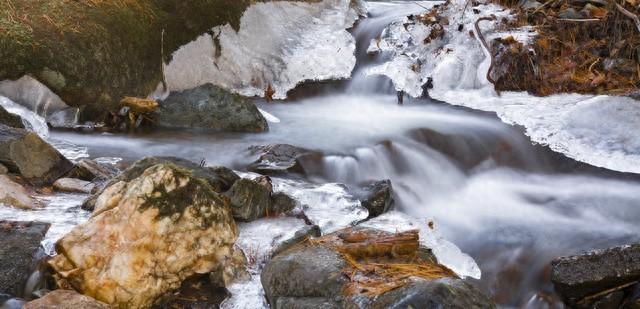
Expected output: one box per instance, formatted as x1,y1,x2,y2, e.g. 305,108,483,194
354,278,496,308
0,124,73,185
68,159,119,183
49,164,238,308
0,106,24,129
353,180,394,218
23,290,109,309
53,178,95,194
163,274,229,309
228,178,273,221
0,163,7,175
558,8,586,19
1,298,26,309
248,144,316,175
154,83,268,132
262,227,494,309
0,221,50,296
551,244,640,306
262,246,347,308
271,192,297,215
209,248,251,289
519,0,542,10
0,175,42,209
271,225,321,258
82,156,239,211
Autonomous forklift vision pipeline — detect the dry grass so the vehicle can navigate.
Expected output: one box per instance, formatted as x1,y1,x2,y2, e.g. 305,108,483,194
307,228,456,298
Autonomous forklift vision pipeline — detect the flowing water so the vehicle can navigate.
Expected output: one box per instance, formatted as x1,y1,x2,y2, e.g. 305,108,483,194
3,1,640,307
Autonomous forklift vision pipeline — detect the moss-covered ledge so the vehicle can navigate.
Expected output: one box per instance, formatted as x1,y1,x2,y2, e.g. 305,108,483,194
0,0,317,120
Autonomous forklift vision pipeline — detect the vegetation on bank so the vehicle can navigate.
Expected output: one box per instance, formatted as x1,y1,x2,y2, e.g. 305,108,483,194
489,0,640,95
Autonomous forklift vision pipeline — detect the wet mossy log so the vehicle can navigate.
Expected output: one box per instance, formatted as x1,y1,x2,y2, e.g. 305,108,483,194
0,0,315,120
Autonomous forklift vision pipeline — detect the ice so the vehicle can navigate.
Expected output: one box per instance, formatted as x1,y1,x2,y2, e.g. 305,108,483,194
368,0,640,173
258,107,281,123
0,193,90,256
222,217,308,309
165,0,366,99
273,178,369,233
361,211,482,279
0,96,50,138
0,76,78,127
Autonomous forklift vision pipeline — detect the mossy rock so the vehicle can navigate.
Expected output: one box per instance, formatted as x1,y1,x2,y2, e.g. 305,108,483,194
0,1,317,121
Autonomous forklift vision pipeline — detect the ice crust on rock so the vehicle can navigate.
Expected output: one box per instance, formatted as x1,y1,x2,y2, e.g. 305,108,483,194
165,0,366,99
0,96,50,138
369,0,640,173
0,76,79,128
361,211,482,280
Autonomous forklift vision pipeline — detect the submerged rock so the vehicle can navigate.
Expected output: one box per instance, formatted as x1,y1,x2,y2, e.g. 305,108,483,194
0,124,73,185
248,144,317,175
353,180,395,218
23,289,109,309
262,227,494,309
53,178,95,194
49,164,238,308
551,244,640,306
0,221,50,296
0,163,7,174
154,83,268,132
0,175,42,210
0,106,24,129
82,156,239,211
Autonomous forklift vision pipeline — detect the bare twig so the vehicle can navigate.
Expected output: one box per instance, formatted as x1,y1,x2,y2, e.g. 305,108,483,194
577,281,638,305
612,0,640,32
160,28,167,92
474,15,497,84
557,18,602,22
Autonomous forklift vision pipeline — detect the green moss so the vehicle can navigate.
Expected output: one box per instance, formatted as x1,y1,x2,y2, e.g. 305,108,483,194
139,164,227,228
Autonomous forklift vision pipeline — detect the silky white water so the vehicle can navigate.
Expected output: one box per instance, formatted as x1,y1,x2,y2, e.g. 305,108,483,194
1,1,640,307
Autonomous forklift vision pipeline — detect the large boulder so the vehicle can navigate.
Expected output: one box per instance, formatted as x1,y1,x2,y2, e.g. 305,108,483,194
248,144,317,175
262,227,494,309
0,175,42,209
49,164,238,308
551,244,640,306
82,156,239,211
154,83,268,132
0,106,24,129
0,124,73,185
23,289,109,309
0,221,50,296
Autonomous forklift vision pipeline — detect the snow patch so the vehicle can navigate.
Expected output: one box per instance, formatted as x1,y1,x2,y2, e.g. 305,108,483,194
165,0,366,99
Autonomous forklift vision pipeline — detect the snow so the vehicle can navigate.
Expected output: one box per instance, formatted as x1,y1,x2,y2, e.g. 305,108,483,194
165,0,366,99
368,0,640,174
361,211,482,279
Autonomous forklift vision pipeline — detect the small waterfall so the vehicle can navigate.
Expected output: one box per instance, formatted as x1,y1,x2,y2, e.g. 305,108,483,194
0,96,49,138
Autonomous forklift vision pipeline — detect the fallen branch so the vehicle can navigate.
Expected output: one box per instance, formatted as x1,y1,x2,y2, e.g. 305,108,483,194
474,15,497,84
612,0,640,32
557,18,602,22
577,280,638,305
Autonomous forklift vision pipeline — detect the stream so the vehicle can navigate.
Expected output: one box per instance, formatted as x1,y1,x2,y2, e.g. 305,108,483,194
2,1,640,308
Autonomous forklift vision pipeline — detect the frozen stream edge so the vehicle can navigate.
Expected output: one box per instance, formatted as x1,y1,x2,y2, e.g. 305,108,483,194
368,0,640,174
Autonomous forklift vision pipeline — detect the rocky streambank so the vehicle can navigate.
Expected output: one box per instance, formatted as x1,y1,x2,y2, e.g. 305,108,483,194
0,120,496,308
